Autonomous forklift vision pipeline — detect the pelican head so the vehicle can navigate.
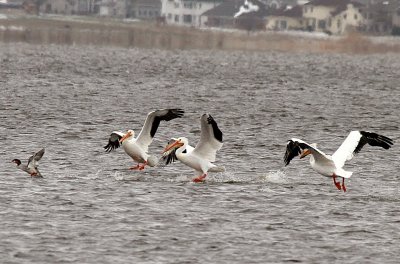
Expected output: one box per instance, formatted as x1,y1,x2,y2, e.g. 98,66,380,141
162,137,187,155
299,149,311,159
299,143,317,159
119,130,135,143
11,159,21,166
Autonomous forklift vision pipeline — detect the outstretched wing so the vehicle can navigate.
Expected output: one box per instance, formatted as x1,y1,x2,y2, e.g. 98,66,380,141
27,148,45,169
136,109,184,152
104,131,125,152
284,138,328,166
332,131,393,168
192,114,223,162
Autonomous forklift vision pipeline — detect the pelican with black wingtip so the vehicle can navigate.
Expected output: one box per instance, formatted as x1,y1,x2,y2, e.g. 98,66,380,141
12,148,45,177
284,131,394,192
161,114,225,182
104,109,184,170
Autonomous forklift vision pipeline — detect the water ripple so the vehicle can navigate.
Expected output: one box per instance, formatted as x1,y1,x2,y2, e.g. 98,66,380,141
0,43,399,264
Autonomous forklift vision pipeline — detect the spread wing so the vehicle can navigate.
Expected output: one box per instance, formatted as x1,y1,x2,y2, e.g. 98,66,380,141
136,109,184,152
284,138,328,166
192,114,223,162
104,131,125,152
27,148,45,170
332,131,393,168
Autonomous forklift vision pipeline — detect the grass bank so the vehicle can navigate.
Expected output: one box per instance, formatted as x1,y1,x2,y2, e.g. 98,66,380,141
1,16,400,54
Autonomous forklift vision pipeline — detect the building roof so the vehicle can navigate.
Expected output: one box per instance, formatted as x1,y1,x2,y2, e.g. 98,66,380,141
97,0,115,7
363,0,398,13
135,0,161,7
136,0,161,5
3,0,23,4
305,0,362,7
269,5,303,17
202,0,242,17
202,0,269,18
0,2,21,8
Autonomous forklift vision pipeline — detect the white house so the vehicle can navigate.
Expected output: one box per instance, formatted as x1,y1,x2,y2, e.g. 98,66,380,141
266,5,304,30
328,3,364,34
161,0,223,27
303,0,364,34
98,0,127,17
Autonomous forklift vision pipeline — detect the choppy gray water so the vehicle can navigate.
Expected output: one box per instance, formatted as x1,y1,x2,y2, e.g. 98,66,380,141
0,43,399,263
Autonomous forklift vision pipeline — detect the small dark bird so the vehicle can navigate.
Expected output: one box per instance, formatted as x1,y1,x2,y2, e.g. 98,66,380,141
12,148,45,177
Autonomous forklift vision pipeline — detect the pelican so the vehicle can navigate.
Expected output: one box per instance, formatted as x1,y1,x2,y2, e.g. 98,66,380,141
12,148,45,177
284,131,393,192
104,109,184,170
161,114,224,182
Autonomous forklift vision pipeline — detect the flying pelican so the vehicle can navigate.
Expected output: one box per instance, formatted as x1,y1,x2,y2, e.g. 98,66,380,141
104,109,184,170
161,114,224,182
284,131,393,192
12,148,45,177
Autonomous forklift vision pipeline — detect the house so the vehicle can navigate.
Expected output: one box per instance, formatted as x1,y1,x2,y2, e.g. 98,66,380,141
393,6,400,27
362,0,398,34
129,0,161,20
393,6,400,35
161,0,223,27
97,0,128,18
303,0,364,34
0,0,24,15
266,5,304,30
201,0,269,30
328,1,364,34
98,0,114,16
97,0,128,17
0,0,22,10
40,0,101,15
1,0,24,4
201,0,245,28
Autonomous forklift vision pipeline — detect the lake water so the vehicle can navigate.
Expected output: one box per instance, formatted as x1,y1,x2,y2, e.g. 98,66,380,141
0,43,399,263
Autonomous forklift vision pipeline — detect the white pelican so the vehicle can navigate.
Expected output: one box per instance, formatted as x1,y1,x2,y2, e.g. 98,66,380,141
284,131,393,192
12,148,45,177
161,114,224,182
104,109,184,170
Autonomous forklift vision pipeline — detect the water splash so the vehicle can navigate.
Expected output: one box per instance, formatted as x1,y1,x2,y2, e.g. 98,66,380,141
209,171,251,183
87,169,103,180
112,171,124,181
160,170,290,184
163,174,193,183
258,170,289,184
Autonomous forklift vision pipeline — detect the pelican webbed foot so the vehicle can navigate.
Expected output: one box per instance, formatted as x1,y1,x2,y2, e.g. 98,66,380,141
332,174,342,191
192,174,207,183
342,178,346,192
129,164,141,170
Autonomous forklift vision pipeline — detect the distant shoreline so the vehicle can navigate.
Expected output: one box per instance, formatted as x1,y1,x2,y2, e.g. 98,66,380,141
1,15,400,54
